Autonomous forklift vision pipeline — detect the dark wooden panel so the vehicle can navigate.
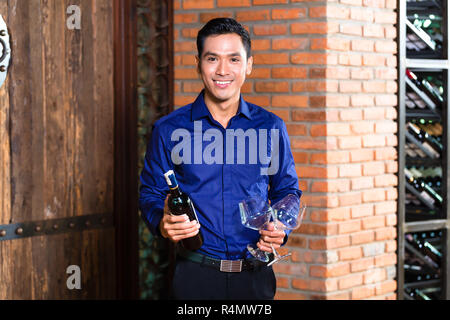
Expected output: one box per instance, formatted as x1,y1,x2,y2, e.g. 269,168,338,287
0,228,115,299
1,0,114,224
0,0,116,299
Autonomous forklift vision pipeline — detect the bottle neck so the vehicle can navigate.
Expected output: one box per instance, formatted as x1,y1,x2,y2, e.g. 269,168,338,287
169,186,182,197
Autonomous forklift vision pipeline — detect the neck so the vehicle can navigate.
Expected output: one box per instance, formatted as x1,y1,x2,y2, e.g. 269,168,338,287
203,90,240,128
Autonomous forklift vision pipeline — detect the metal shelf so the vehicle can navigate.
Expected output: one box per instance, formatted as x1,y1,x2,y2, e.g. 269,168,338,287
398,0,450,301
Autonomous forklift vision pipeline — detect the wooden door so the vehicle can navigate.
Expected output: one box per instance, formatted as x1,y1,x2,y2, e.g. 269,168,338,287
0,0,138,299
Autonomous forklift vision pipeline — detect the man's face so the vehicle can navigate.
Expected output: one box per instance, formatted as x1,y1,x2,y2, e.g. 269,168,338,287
197,33,253,105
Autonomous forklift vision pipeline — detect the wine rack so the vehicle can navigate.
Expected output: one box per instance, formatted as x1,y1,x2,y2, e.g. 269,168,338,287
398,0,450,299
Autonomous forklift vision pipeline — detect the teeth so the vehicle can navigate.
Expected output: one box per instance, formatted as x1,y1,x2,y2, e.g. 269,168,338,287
215,81,231,85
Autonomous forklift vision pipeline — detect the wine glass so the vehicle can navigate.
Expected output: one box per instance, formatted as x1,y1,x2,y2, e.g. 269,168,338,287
267,194,306,266
239,195,273,263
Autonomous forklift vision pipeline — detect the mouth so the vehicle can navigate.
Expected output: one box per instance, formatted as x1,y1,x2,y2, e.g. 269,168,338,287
213,80,233,89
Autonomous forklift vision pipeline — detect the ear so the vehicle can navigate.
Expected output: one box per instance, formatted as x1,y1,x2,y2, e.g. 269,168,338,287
195,55,200,74
246,56,253,76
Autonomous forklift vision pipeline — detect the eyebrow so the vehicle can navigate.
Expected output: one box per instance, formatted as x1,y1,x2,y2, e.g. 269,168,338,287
203,51,243,58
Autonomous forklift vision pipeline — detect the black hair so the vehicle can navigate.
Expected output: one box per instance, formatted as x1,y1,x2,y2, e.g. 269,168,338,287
197,18,252,59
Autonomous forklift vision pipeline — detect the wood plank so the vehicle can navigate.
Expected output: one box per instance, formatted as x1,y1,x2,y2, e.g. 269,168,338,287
1,228,115,299
8,0,34,224
92,0,114,214
0,0,11,226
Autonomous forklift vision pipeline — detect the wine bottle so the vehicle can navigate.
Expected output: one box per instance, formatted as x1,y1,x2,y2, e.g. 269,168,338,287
407,233,442,266
404,168,440,209
405,69,443,109
164,170,203,251
407,122,442,158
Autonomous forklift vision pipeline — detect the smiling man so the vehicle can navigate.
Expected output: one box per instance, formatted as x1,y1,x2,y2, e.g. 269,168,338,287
139,18,302,300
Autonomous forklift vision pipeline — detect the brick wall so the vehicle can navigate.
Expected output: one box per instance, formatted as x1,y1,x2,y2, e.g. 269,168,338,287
173,0,398,299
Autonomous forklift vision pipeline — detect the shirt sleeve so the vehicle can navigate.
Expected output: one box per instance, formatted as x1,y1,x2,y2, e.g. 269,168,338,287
139,122,172,237
268,119,303,245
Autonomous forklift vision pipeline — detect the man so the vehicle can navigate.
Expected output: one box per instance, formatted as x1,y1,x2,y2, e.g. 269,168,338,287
139,18,302,300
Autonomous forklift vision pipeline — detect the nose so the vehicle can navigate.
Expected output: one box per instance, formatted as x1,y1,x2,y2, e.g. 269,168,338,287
216,59,229,76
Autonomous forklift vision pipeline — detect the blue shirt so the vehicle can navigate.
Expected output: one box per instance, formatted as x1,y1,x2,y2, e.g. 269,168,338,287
139,90,302,260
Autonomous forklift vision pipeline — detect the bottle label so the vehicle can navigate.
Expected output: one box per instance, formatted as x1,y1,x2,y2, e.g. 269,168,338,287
422,142,440,158
188,199,201,224
419,191,435,206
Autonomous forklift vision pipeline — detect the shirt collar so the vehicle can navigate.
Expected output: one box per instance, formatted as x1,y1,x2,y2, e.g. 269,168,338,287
191,89,252,122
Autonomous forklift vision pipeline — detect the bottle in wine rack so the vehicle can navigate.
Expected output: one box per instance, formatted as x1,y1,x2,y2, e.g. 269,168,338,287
405,69,443,109
406,122,442,158
164,170,203,251
404,168,442,208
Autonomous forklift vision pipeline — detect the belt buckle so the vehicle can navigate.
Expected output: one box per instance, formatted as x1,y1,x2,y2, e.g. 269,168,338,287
220,259,242,272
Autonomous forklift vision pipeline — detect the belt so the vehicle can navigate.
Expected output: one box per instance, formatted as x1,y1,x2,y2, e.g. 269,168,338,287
177,247,268,273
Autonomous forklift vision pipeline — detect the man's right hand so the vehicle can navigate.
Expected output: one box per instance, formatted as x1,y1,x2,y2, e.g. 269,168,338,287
159,195,200,243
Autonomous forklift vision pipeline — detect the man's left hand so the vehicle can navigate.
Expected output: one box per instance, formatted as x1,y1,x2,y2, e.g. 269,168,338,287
257,222,285,253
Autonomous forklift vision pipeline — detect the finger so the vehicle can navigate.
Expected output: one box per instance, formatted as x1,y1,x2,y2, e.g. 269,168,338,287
261,235,284,245
260,229,285,238
172,227,200,241
259,239,281,250
166,221,199,235
256,241,274,253
166,220,198,232
165,214,190,224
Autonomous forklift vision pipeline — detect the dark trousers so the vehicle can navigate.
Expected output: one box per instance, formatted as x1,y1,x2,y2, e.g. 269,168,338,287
170,257,277,300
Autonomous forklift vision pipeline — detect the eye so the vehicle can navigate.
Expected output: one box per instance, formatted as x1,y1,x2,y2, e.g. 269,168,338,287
206,56,216,62
231,57,240,63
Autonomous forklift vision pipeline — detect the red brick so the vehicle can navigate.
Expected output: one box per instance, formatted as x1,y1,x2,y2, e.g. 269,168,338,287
375,253,397,267
199,11,233,23
236,9,270,21
217,0,250,7
272,38,309,50
351,285,376,300
247,67,271,79
364,268,387,284
361,215,385,229
244,95,270,106
362,189,386,203
272,8,307,20
310,263,350,278
273,263,307,276
351,230,375,245
287,124,308,136
309,235,350,250
182,0,214,9
291,22,331,34
253,0,288,4
338,136,362,149
362,162,385,176
339,164,362,178
375,227,396,241
338,273,363,290
338,246,362,261
375,280,397,295
251,39,271,51
255,81,289,93
274,290,307,300
253,24,287,36
174,13,198,24
272,95,308,107
253,53,289,64
292,278,338,292
351,204,374,219
351,257,374,272
292,52,335,65
272,67,308,79
338,220,361,234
